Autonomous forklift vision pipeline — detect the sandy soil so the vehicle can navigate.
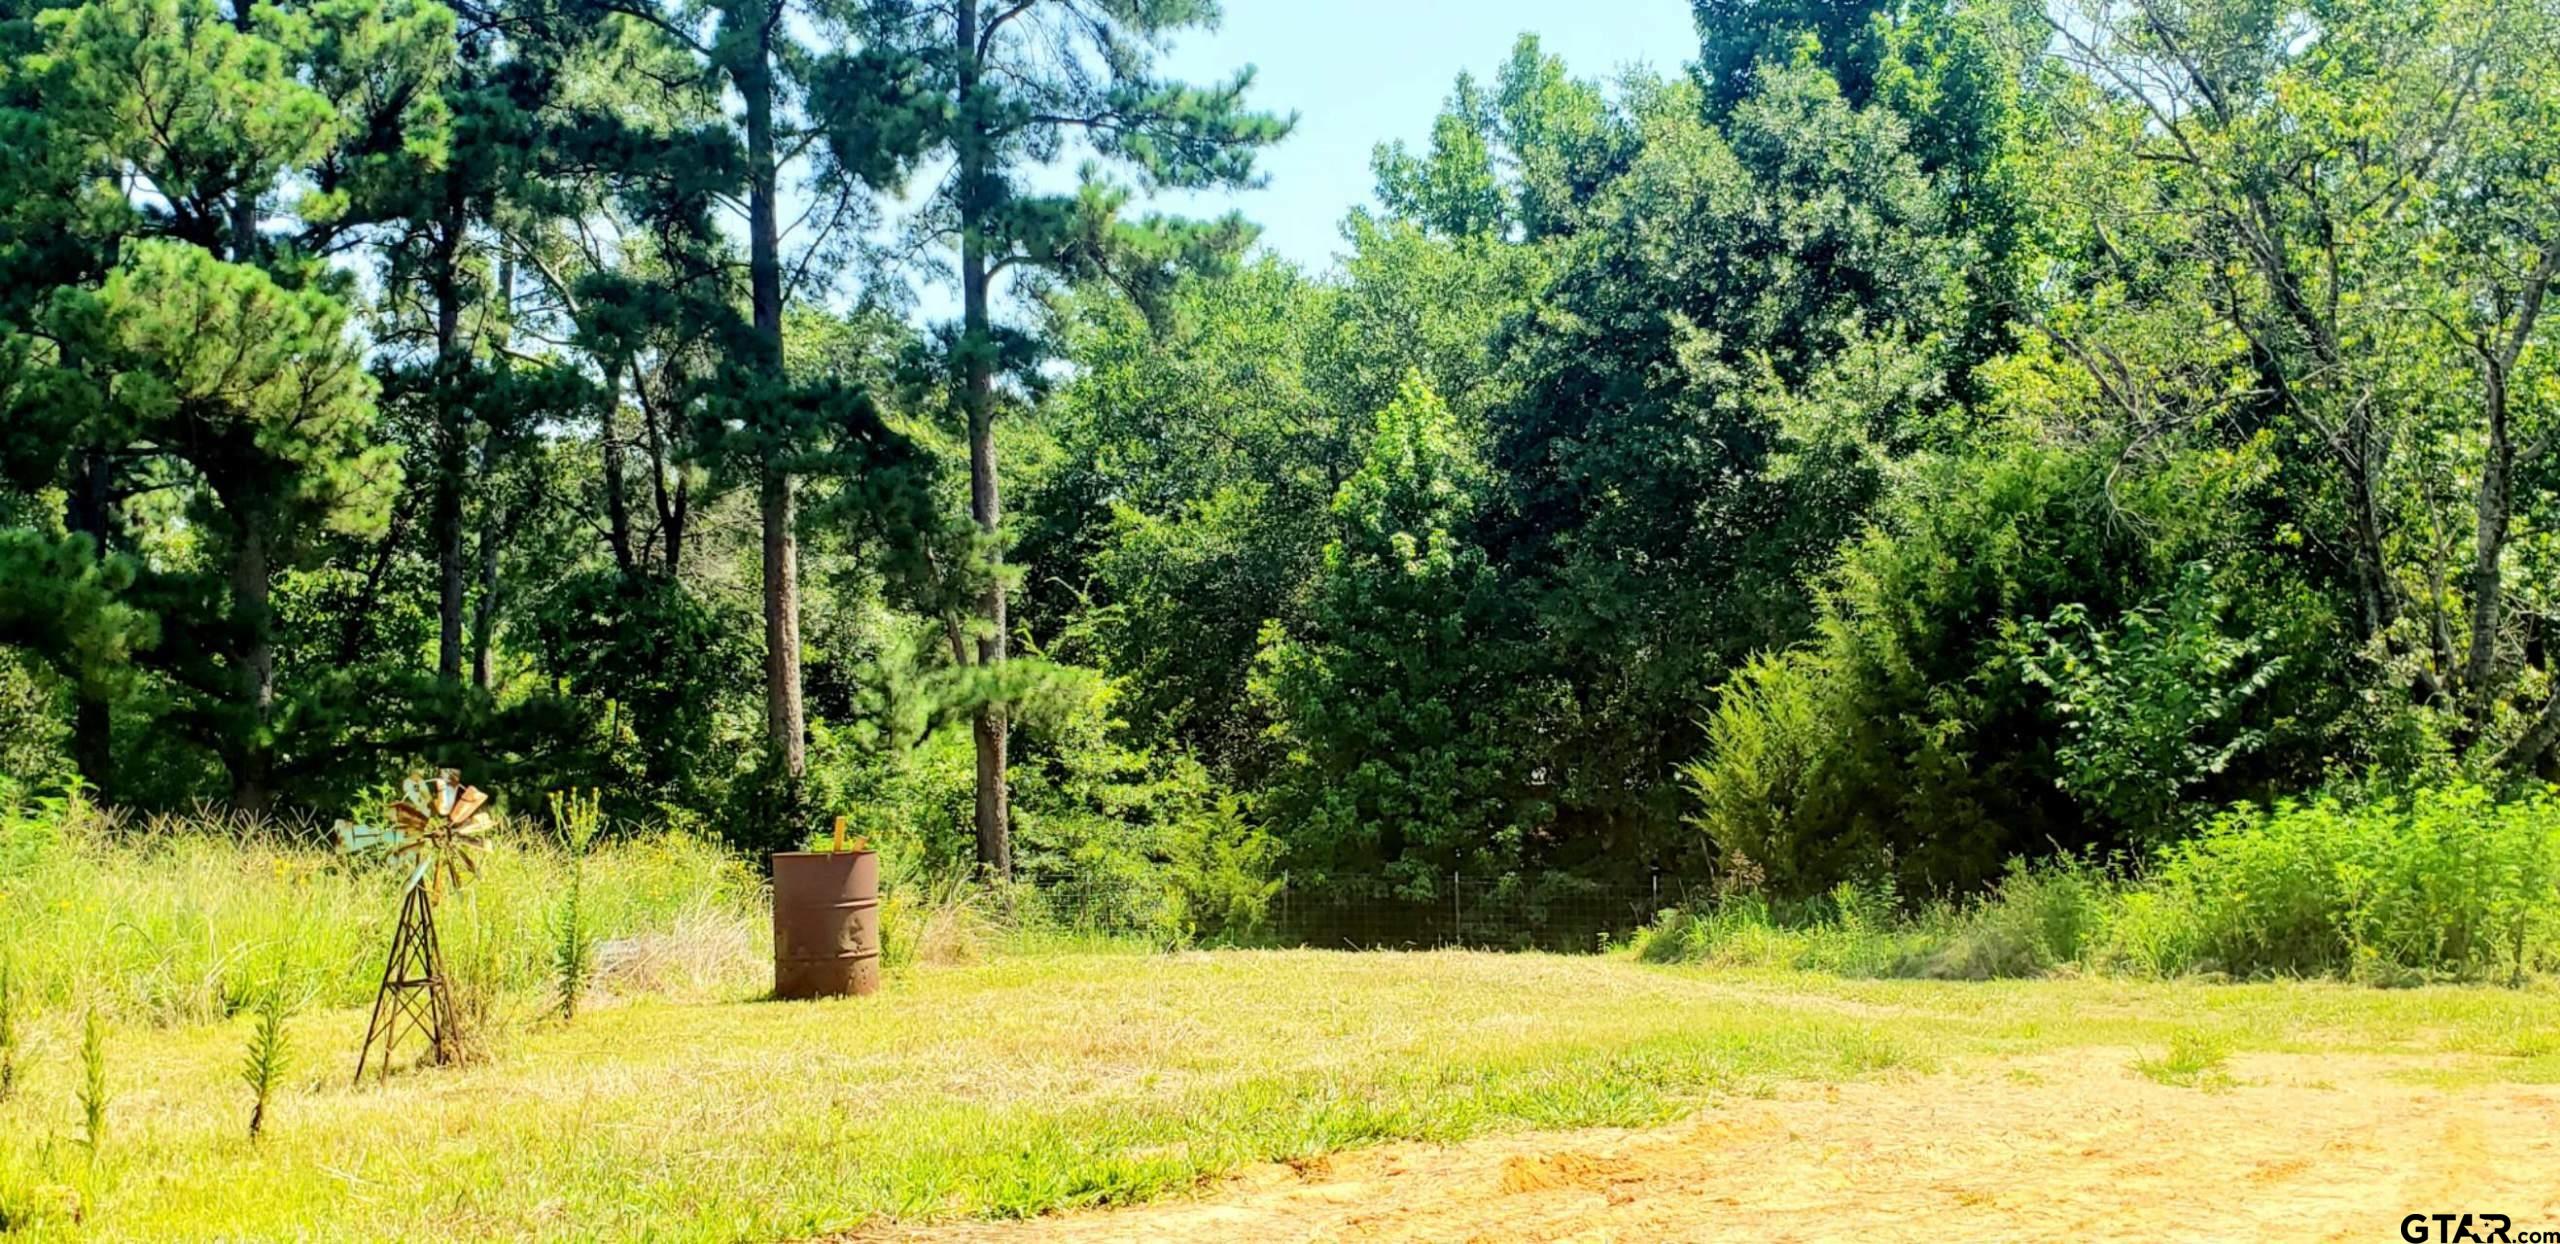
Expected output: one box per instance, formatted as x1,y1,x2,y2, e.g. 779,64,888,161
876,1051,2560,1243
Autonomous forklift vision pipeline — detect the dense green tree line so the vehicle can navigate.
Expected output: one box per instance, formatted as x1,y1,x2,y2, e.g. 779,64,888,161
7,0,2560,910
1025,0,2560,901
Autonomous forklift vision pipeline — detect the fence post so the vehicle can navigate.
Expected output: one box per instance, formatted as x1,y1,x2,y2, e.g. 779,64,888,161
1452,870,1462,949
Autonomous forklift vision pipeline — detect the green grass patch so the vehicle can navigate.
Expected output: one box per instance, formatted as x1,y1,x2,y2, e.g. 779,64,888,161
2132,1028,2233,1090
2,952,2556,1239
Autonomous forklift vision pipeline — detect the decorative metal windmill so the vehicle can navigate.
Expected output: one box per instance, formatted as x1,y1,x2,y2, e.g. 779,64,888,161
337,770,493,1084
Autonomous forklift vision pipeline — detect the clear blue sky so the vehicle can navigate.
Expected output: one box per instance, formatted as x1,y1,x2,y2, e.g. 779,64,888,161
1152,0,1703,272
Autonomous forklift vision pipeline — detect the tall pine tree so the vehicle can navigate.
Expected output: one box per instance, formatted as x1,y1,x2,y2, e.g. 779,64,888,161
867,0,1289,876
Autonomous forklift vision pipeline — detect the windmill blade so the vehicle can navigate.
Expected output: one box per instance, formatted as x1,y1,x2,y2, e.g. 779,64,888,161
350,772,497,900
336,819,400,855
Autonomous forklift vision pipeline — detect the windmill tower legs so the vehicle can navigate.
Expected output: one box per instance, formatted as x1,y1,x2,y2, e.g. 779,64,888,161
353,884,457,1084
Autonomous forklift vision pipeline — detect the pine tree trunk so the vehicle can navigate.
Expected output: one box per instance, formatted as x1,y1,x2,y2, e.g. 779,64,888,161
957,0,1010,880
338,490,414,666
600,361,635,576
230,510,275,813
432,188,468,685
744,8,804,788
471,504,501,692
65,448,113,800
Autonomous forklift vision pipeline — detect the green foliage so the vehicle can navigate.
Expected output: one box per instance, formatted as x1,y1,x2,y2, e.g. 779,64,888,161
1026,262,1351,776
546,789,605,1021
1478,57,1969,865
1004,673,1284,946
238,982,291,1140
1255,374,1546,889
1688,650,1865,898
1647,781,2560,984
1371,36,1632,244
1155,794,1284,947
1630,881,1943,978
801,654,1283,948
0,531,157,701
1687,443,2142,895
77,1007,107,1158
2007,566,2285,842
2132,1028,2233,1090
0,791,764,1028
0,953,17,1106
523,573,751,817
1927,855,2110,980
2111,785,2560,983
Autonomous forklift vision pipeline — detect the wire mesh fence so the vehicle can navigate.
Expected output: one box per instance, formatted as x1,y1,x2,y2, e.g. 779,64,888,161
1009,871,1694,953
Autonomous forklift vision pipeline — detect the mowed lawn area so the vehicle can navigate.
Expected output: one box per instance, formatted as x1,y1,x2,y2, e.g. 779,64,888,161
5,950,2560,1241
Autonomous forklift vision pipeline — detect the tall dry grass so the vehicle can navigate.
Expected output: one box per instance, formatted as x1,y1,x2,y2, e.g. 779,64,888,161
0,786,767,1029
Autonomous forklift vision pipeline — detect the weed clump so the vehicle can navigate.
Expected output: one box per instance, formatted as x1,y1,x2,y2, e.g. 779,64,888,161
547,790,605,1022
1638,781,2560,985
240,985,292,1140
2133,1029,2233,1090
0,956,18,1104
77,1009,107,1158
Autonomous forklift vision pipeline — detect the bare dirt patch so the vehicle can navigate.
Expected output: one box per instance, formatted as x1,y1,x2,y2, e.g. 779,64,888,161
878,1050,2560,1242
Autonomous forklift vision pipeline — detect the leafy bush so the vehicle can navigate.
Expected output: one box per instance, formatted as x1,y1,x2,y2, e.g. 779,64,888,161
2004,564,2285,842
2100,784,2560,982
1687,650,1882,899
1645,783,2560,984
1685,441,2352,901
1684,444,2144,898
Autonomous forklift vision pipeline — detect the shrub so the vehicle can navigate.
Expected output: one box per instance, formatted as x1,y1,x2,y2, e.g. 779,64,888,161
1643,783,2560,985
1684,445,2141,899
1687,651,1882,899
2106,784,2560,981
2003,563,2285,843
1684,443,2350,900
1153,794,1284,946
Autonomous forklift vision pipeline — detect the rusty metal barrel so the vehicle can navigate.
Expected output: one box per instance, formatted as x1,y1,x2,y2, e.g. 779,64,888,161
771,849,881,999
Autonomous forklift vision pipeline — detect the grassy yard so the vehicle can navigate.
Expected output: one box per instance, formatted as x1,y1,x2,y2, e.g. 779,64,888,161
4,949,2558,1241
